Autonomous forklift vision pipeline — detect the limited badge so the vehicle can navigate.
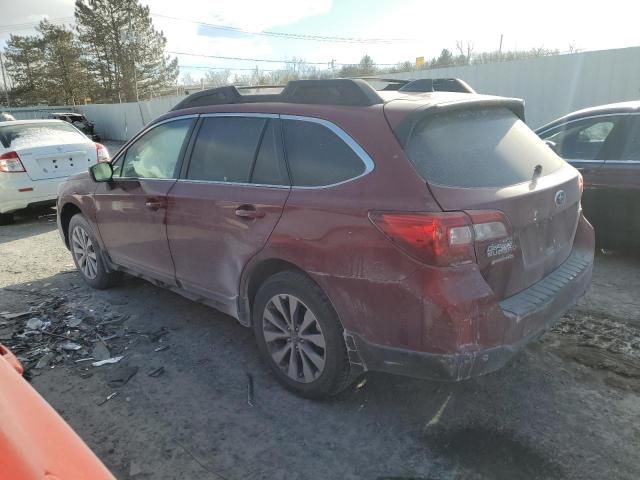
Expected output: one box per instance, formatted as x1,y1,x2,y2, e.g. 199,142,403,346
487,237,515,257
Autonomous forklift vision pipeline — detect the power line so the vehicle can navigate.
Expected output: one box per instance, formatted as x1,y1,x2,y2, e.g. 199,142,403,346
169,50,397,67
179,64,287,72
0,17,74,33
151,13,413,44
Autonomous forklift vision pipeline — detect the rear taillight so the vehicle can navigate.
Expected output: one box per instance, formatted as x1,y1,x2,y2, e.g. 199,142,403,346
369,210,511,267
369,212,475,266
95,143,110,162
467,210,510,242
0,151,26,173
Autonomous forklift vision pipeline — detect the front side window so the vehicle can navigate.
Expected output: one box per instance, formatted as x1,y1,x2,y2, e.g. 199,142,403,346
187,116,266,183
117,118,194,179
540,115,626,160
282,119,366,187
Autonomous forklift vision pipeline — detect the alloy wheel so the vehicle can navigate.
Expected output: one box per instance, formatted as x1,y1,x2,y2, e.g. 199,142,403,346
262,294,327,383
71,226,98,279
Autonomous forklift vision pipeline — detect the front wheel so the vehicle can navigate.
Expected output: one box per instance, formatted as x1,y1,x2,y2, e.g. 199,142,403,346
253,271,353,399
68,214,120,289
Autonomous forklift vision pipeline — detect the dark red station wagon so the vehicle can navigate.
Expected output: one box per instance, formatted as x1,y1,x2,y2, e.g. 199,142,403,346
57,79,594,398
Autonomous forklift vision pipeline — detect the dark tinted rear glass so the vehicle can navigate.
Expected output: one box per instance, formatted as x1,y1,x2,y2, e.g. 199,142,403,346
251,120,289,185
282,119,365,187
405,108,564,188
188,117,266,183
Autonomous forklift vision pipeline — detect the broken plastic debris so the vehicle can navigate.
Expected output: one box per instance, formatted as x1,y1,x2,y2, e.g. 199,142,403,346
148,366,164,378
246,372,254,407
91,343,111,361
60,341,83,351
356,377,367,389
35,352,55,369
92,356,124,367
0,311,30,320
154,345,169,352
149,327,169,342
66,316,84,328
108,365,139,387
97,391,119,406
25,318,44,330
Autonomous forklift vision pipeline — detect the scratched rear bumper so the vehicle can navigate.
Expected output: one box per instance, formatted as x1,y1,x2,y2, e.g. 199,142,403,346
349,246,593,381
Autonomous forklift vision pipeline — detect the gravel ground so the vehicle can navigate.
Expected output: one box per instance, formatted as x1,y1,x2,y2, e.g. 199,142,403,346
1,208,640,480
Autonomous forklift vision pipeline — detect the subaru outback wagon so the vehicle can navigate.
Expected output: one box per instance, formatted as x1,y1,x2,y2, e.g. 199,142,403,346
57,79,594,398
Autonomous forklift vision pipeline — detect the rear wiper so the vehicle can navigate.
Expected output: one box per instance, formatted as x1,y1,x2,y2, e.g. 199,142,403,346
532,164,542,181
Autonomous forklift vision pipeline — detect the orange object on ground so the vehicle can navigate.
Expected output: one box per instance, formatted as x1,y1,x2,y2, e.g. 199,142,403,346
0,343,115,480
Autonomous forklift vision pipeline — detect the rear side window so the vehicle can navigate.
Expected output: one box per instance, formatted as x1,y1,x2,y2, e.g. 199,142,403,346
621,115,640,160
406,108,564,188
188,117,266,183
282,119,365,187
0,122,86,149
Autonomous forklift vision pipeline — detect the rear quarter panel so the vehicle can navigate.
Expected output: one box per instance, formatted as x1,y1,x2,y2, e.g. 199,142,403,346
252,107,441,350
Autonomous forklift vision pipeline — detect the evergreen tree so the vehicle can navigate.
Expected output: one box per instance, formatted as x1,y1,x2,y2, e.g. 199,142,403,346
75,0,178,102
4,34,46,105
39,20,92,105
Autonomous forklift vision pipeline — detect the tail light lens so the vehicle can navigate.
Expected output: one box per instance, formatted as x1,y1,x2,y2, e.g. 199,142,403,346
0,151,26,173
369,212,475,266
369,210,511,267
95,143,110,162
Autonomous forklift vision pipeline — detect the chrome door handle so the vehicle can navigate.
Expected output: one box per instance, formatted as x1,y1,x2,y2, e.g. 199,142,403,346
145,198,166,210
235,206,264,219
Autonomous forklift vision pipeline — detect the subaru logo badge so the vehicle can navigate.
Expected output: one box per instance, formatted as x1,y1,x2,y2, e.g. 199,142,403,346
554,190,566,206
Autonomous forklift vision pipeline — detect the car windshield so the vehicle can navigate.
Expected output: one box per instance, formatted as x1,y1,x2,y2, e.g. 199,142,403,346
0,123,87,149
405,107,565,188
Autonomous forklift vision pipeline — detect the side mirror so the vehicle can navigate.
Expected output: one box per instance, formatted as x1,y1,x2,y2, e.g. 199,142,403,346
89,162,113,182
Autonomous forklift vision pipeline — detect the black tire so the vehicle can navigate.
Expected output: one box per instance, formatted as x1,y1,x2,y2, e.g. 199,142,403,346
252,270,353,399
68,214,120,289
0,212,14,226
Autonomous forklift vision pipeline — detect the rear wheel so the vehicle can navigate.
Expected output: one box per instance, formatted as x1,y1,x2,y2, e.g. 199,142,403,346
253,271,353,399
68,214,120,289
0,213,14,226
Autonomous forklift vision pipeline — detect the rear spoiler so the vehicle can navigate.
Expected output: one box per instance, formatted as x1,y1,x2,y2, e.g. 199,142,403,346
399,78,476,94
392,97,526,148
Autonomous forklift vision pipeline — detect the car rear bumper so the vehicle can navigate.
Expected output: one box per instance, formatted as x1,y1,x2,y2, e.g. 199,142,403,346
0,174,61,213
348,246,593,381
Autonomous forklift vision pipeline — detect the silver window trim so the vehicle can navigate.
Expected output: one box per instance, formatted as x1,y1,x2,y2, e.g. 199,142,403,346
537,112,640,137
281,114,375,189
200,112,279,119
111,114,199,181
603,160,640,165
176,179,290,189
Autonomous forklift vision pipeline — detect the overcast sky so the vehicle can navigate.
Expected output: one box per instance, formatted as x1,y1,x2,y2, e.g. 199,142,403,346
1,0,639,81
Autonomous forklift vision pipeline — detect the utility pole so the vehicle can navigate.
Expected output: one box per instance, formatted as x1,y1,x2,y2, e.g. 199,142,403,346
329,59,336,78
499,34,504,54
0,52,11,108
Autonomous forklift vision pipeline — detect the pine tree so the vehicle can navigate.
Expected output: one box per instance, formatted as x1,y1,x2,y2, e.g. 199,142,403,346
38,20,92,105
75,0,178,103
4,34,46,105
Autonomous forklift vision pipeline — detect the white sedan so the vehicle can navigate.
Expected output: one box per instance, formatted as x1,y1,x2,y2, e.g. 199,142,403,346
0,119,109,224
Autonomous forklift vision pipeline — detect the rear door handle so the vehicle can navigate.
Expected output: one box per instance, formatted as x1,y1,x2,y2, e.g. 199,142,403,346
235,205,265,219
145,198,167,210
